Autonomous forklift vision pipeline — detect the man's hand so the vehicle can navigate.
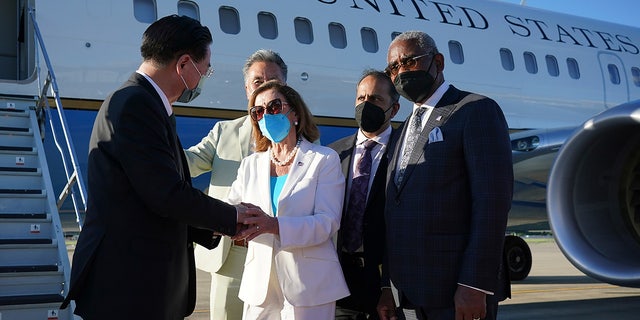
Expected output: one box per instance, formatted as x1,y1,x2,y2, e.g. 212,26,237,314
377,288,398,320
233,202,263,236
454,285,486,320
233,202,278,241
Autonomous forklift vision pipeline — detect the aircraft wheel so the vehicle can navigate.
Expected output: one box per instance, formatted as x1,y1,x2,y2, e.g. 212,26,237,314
504,235,532,281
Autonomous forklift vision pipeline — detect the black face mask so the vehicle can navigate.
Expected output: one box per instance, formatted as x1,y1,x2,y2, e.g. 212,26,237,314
393,57,436,103
355,101,393,133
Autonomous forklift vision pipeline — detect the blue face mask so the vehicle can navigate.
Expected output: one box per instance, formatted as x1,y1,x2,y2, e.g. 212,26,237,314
258,110,292,143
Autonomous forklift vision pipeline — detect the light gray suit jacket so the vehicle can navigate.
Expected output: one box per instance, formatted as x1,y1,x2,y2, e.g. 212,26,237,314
184,115,253,273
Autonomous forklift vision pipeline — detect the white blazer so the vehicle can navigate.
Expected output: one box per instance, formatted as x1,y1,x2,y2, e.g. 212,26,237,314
227,138,349,307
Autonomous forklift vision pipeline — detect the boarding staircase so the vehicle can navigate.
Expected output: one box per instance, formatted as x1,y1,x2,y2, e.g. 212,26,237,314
0,7,85,320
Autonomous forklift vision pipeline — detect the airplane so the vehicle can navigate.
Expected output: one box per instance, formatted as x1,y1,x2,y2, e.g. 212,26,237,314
1,0,639,291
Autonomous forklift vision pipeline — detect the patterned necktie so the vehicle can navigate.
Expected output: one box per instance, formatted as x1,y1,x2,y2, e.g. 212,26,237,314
344,139,377,252
396,107,427,186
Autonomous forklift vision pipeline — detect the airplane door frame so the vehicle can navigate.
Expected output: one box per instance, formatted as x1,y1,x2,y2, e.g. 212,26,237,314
597,52,629,109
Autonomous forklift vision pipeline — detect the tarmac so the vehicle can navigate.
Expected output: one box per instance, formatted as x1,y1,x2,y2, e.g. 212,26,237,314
181,238,640,320
65,237,640,319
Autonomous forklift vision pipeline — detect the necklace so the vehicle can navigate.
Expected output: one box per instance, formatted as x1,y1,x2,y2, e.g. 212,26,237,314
270,139,301,166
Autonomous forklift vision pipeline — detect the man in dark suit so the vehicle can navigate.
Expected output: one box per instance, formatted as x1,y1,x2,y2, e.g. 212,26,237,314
60,15,262,320
330,69,400,320
377,31,513,320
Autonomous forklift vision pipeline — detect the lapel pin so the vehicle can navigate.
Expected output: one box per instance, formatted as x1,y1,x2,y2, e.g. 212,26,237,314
436,115,442,121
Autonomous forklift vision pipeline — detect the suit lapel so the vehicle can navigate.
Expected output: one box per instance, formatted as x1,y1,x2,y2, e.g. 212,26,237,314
338,136,357,178
277,140,314,209
256,151,275,216
388,117,409,191
239,116,253,158
396,86,462,192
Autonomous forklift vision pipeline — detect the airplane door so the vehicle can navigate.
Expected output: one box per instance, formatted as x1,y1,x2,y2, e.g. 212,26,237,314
598,52,629,109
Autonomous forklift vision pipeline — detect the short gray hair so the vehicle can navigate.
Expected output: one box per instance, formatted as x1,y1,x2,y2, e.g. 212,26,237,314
390,31,440,56
242,49,288,82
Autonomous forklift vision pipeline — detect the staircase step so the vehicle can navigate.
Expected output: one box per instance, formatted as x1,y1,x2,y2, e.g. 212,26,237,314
0,146,34,152
0,270,66,300
0,238,53,245
0,126,30,133
0,217,52,239
0,108,27,114
0,189,43,195
0,213,47,220
0,166,38,173
0,293,64,306
0,265,59,273
0,244,60,266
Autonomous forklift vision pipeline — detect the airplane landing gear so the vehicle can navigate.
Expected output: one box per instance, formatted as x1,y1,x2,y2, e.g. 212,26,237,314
504,235,532,281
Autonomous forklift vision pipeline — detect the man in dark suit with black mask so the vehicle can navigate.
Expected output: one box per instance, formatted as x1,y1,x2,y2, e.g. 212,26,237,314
330,69,400,320
377,31,512,320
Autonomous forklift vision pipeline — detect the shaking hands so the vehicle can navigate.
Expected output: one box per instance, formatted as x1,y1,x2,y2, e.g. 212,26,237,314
233,202,279,241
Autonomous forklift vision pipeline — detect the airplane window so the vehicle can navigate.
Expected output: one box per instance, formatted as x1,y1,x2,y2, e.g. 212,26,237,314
294,17,313,44
328,22,346,49
361,27,378,53
523,51,538,74
608,64,621,85
219,6,240,34
448,41,464,64
545,55,559,77
133,0,157,23
499,48,514,71
567,58,580,79
391,32,401,41
632,67,640,87
177,1,199,21
258,12,278,40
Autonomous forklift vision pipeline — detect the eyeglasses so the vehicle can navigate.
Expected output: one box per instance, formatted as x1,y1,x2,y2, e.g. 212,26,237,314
189,57,214,78
250,98,291,121
384,53,431,77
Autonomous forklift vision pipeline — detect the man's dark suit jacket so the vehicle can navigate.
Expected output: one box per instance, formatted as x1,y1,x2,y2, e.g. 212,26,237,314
330,132,390,317
383,85,513,310
61,73,237,320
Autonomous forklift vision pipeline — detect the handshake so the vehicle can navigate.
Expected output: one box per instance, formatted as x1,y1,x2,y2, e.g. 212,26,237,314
232,202,279,241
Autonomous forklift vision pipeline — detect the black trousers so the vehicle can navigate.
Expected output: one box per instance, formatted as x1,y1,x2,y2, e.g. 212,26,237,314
336,252,381,320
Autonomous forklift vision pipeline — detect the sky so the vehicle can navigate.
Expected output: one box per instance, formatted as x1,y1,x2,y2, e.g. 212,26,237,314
500,0,640,28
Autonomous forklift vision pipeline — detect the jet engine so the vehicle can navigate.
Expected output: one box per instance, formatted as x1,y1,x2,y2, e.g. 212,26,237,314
547,100,640,287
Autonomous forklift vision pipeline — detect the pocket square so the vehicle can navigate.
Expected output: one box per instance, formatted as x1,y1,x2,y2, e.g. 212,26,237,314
428,127,443,143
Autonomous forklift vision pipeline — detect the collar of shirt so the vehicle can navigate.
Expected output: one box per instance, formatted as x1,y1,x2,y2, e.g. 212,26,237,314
412,80,451,112
136,70,173,116
355,125,392,148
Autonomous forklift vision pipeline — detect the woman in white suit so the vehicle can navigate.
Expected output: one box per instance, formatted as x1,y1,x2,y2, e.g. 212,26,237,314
228,80,349,319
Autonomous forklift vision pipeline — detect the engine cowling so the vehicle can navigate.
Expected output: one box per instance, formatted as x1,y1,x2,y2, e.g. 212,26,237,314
547,100,640,287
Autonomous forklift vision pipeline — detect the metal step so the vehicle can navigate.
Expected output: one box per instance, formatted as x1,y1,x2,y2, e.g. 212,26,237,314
0,194,47,213
0,173,44,190
0,269,65,297
0,293,63,306
0,241,60,266
0,215,52,240
0,299,69,320
0,152,41,168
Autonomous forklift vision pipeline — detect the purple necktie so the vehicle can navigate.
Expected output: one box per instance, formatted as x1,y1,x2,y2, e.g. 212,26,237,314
344,139,377,252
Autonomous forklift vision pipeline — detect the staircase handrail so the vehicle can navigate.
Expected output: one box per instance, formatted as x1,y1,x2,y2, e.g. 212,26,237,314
29,7,87,229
